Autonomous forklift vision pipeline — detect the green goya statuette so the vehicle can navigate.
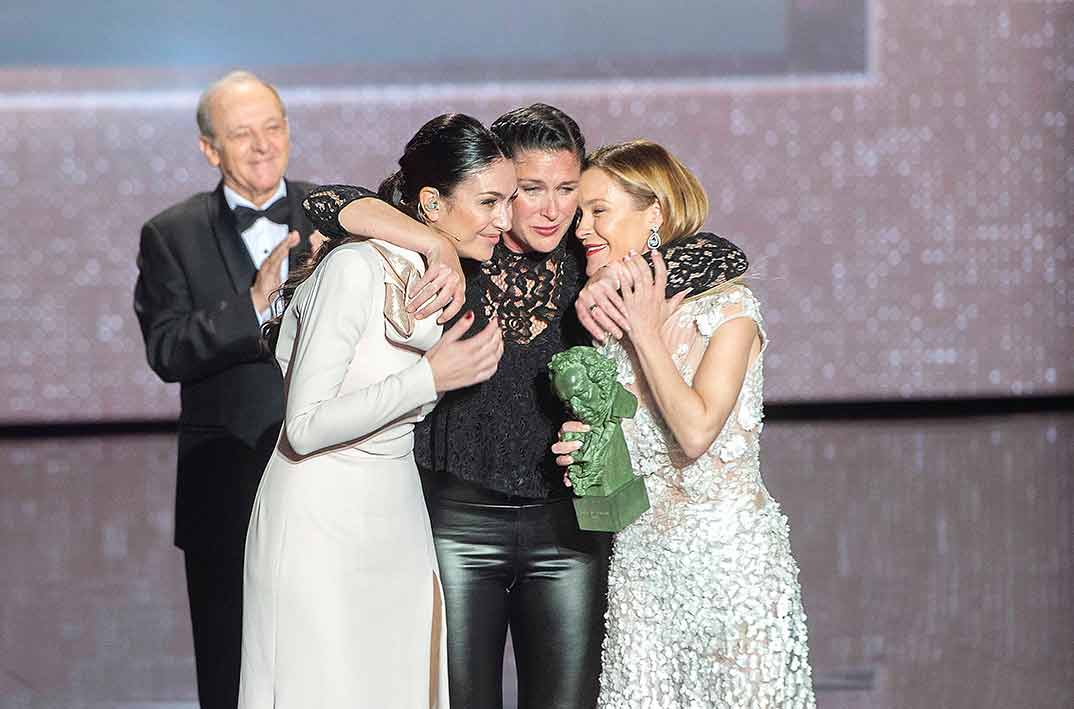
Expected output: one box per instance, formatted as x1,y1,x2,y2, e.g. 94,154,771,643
548,346,650,532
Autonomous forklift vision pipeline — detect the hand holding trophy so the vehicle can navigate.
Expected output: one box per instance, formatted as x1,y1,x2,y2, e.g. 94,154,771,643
549,346,649,532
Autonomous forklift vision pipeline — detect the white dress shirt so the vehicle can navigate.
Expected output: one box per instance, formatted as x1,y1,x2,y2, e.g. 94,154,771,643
224,180,289,323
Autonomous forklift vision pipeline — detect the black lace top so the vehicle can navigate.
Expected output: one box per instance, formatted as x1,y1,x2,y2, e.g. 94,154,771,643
303,184,749,498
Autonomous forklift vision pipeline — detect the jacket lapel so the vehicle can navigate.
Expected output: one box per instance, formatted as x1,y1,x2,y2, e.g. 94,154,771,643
208,182,257,294
285,179,313,271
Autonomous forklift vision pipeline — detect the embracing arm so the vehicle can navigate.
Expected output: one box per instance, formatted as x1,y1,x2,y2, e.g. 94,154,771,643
576,232,749,341
306,184,445,252
653,231,749,298
304,184,465,321
338,198,449,260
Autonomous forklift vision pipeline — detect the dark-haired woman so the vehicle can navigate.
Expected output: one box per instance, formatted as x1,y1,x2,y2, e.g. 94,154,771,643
238,113,514,708
331,104,749,708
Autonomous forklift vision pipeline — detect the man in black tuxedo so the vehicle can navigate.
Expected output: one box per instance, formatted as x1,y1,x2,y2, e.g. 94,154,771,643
133,71,313,709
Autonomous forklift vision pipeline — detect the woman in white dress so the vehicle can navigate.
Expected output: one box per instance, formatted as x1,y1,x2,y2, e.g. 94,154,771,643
239,114,517,708
553,140,815,707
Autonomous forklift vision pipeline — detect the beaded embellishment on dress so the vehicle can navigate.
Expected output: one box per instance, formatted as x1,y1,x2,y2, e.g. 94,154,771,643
596,285,815,708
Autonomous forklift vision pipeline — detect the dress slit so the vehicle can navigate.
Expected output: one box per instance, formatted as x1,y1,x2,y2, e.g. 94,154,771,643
428,572,444,708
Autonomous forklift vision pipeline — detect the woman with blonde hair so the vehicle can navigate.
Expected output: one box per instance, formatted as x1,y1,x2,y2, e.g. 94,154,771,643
554,140,815,707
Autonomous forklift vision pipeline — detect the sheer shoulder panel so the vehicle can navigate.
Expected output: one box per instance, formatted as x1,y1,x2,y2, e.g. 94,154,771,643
652,232,750,298
686,284,766,348
480,243,570,345
302,184,380,239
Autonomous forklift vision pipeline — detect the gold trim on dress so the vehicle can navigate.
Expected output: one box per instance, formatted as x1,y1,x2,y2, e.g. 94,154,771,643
369,242,420,340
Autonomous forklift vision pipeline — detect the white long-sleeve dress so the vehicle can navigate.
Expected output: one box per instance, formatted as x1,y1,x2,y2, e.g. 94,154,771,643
239,240,448,708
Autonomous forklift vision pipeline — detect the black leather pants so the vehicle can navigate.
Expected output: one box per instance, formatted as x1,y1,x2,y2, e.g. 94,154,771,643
423,473,611,709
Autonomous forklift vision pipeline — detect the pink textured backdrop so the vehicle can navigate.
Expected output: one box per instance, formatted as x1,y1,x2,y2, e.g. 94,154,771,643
0,0,1070,422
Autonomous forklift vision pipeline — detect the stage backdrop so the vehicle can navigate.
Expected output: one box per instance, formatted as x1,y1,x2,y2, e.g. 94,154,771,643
0,0,1069,423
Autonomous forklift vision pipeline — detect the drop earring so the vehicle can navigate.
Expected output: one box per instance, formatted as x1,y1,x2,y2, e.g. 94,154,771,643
647,225,661,250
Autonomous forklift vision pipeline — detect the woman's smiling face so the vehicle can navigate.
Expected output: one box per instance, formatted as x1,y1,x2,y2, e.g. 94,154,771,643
575,167,661,276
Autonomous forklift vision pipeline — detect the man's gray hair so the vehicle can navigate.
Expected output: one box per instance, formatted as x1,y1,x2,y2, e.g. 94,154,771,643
196,70,287,141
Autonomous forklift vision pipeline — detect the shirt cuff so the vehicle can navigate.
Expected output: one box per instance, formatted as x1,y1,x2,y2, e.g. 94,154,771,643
254,299,284,325
254,306,269,325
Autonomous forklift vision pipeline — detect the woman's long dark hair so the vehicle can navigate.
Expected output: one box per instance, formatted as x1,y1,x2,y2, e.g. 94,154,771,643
261,113,510,349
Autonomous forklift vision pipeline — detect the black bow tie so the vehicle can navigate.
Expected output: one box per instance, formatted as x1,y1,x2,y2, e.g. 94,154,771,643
232,198,290,233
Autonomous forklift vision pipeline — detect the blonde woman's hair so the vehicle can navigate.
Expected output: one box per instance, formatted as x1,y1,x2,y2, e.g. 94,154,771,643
584,139,709,245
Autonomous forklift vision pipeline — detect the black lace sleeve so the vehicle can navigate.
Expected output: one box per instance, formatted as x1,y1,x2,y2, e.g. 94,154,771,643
651,231,749,298
301,184,380,239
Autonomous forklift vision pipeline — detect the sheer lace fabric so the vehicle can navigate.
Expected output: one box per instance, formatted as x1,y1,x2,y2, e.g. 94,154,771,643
419,234,751,498
302,184,378,239
658,234,750,299
481,243,567,345
418,239,584,497
596,285,815,708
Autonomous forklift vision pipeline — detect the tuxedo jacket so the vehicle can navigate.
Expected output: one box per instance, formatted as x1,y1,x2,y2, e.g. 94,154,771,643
134,179,315,553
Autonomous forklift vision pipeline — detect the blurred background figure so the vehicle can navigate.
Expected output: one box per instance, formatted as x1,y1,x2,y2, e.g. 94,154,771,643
0,1,1070,708
133,70,313,709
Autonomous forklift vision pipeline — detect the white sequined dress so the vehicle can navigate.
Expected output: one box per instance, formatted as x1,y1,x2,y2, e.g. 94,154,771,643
596,285,815,708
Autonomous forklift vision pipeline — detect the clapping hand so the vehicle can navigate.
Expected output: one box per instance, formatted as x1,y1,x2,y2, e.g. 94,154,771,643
251,230,300,313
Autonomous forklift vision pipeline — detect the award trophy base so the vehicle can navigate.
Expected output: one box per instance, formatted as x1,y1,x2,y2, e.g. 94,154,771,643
573,475,650,533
